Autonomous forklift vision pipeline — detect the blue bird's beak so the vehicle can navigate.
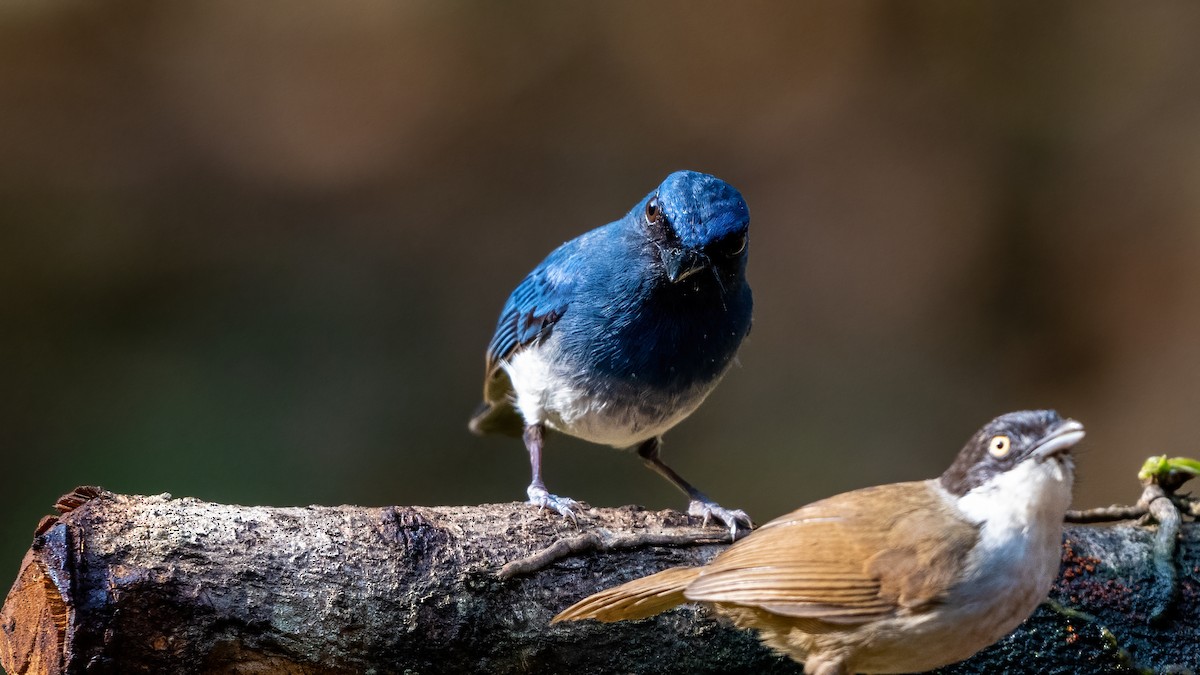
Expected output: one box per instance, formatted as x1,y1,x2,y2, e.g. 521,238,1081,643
661,247,707,283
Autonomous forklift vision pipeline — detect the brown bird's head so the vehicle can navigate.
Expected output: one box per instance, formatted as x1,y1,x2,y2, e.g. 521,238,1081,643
939,410,1082,527
940,410,1081,495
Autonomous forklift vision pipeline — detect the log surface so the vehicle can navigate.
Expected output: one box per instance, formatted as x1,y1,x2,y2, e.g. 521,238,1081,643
1,489,1197,675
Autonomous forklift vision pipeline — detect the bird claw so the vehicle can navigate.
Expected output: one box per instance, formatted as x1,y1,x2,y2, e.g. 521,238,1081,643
688,499,753,540
527,486,580,524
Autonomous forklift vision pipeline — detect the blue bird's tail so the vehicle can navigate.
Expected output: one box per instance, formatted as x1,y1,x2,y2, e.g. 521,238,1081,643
469,399,524,437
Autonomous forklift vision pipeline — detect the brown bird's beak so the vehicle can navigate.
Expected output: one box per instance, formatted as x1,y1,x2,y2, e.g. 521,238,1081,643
1033,419,1085,459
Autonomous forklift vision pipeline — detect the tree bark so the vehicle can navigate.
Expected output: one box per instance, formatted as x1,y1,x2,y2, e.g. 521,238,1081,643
1,488,1196,675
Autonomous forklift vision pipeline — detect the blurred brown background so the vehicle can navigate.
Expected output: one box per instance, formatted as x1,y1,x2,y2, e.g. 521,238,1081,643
3,1,1200,574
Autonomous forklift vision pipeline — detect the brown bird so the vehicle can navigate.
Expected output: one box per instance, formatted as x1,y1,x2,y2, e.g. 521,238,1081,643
553,410,1083,675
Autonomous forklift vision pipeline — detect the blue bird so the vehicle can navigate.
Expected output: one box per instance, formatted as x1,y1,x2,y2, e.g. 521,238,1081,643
470,170,754,536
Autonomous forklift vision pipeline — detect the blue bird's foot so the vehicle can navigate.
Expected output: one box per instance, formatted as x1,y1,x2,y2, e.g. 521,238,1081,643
688,499,753,541
527,484,580,524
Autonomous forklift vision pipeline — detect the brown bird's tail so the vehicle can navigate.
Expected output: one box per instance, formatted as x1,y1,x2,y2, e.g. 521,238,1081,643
552,566,702,623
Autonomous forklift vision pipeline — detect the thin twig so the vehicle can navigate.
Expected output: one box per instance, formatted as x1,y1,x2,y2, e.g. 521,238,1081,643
1064,504,1149,523
1063,495,1197,523
1177,495,1200,518
497,528,727,579
1144,485,1182,623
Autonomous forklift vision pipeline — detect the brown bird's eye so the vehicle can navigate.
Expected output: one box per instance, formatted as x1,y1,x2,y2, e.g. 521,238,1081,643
989,435,1011,458
645,196,664,225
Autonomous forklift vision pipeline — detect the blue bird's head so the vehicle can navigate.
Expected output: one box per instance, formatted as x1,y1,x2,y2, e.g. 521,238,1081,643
633,170,750,284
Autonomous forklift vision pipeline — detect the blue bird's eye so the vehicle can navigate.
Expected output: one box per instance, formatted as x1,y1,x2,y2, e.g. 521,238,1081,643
715,233,747,257
645,196,664,225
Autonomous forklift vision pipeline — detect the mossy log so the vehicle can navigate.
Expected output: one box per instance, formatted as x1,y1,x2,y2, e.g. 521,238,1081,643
1,488,1196,674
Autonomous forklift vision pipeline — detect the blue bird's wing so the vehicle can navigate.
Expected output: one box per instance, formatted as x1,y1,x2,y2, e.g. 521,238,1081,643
469,242,581,436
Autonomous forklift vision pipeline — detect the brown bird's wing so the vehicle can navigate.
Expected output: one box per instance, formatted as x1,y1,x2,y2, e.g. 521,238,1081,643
683,481,979,625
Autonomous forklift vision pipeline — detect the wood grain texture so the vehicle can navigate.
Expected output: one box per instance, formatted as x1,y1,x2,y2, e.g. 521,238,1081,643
1,489,1197,674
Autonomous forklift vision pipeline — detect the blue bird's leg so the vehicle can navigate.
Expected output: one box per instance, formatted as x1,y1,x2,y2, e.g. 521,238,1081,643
523,424,579,523
636,437,753,540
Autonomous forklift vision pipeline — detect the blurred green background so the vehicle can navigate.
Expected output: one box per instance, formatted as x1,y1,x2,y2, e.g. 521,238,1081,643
4,1,1200,577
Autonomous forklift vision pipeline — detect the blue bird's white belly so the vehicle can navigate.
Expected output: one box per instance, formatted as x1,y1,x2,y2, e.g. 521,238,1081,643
504,340,717,448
